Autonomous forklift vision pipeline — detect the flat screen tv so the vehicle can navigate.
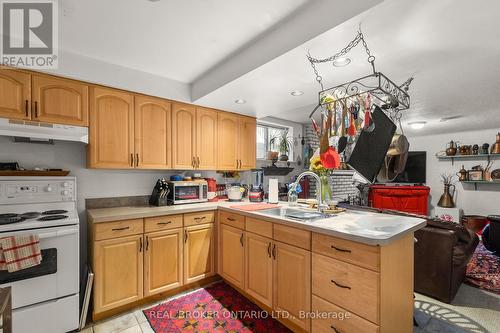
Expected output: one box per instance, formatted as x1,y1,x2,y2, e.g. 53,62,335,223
391,151,427,184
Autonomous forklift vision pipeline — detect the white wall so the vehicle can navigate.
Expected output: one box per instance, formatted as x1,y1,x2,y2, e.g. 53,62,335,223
408,128,500,216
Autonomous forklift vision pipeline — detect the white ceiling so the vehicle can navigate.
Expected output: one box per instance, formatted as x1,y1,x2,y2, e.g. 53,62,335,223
57,0,500,137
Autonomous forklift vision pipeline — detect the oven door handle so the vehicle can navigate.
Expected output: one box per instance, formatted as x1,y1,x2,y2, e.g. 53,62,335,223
38,227,79,239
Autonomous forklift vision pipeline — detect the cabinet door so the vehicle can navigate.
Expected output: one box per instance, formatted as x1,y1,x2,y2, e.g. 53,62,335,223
0,69,31,120
273,241,311,331
239,116,256,170
32,75,89,126
172,103,196,169
184,224,214,284
135,95,171,169
93,235,143,314
196,107,218,170
220,223,245,289
144,229,183,297
217,113,239,170
89,87,134,168
245,232,273,307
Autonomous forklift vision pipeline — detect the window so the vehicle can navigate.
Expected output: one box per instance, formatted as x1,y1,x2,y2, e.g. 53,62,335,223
256,124,293,160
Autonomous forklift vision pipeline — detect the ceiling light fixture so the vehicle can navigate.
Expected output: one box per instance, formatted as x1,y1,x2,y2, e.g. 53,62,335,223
290,90,304,96
332,57,351,67
408,121,426,130
234,99,246,104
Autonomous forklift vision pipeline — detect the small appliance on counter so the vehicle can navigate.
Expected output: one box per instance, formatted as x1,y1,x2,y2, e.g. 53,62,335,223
206,178,217,201
167,180,208,205
227,184,244,202
149,178,170,206
249,169,264,202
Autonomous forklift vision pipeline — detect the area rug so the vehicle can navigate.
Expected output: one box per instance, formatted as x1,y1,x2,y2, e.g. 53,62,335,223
143,281,291,332
465,241,500,295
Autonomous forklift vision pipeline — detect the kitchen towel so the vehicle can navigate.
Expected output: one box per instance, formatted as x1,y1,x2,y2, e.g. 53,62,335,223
0,235,42,272
230,203,280,211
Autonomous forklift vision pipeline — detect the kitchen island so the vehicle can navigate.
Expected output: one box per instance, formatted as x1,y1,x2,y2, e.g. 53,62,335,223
87,201,426,332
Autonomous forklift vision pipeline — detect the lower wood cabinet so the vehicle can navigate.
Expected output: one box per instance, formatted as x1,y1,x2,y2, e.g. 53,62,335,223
220,223,245,289
144,228,183,297
183,223,215,284
93,234,144,314
244,232,273,308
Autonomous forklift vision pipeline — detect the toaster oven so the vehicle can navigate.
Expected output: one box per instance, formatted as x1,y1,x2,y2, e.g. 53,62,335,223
167,180,208,205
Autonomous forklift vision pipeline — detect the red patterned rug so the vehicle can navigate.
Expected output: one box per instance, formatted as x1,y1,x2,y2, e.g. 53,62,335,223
143,281,292,332
465,241,500,295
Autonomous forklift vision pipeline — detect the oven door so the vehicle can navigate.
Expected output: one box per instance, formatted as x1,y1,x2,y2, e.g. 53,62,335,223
0,224,79,309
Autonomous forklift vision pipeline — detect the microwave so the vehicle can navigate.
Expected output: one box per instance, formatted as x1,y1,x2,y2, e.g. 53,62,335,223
167,180,208,205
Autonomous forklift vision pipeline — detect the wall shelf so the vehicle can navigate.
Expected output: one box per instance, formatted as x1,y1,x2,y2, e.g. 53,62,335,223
437,153,500,165
460,180,500,190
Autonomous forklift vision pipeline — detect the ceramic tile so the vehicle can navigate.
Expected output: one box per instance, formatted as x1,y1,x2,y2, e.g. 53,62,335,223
116,325,142,333
80,327,94,333
93,313,138,333
140,322,155,333
133,309,148,324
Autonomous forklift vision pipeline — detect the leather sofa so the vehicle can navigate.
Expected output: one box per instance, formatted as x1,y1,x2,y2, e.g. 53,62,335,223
414,219,479,303
482,215,500,253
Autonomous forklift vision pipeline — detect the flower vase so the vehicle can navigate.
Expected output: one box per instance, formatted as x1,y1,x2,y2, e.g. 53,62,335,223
320,175,332,205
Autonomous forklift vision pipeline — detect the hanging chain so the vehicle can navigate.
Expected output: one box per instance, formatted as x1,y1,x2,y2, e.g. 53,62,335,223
306,30,377,90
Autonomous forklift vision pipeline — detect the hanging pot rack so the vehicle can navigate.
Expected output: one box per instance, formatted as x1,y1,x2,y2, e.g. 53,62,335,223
307,30,413,120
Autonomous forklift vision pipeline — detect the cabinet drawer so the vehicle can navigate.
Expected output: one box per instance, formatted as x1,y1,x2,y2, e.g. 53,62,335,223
312,253,379,324
245,217,272,238
312,233,380,271
312,295,379,333
219,211,245,229
273,224,310,250
145,215,183,233
94,219,143,241
184,211,215,227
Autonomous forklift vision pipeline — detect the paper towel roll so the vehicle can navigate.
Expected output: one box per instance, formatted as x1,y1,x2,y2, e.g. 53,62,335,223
268,178,279,204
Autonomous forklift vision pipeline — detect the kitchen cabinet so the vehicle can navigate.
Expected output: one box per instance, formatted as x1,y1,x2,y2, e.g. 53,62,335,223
0,68,31,120
218,114,256,170
144,228,183,296
88,87,135,168
196,107,218,169
245,232,273,307
172,103,196,169
220,223,245,289
273,241,311,331
183,223,215,284
93,234,144,314
134,96,171,169
239,116,257,170
32,75,89,126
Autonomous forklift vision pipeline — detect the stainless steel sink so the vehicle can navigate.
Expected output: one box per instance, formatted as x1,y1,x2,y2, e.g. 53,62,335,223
259,207,331,221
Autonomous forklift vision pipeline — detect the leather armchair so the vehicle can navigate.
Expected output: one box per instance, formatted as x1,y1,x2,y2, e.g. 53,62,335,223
414,219,479,303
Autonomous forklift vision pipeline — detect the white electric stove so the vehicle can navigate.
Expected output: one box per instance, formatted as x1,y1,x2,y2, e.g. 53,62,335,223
0,177,79,333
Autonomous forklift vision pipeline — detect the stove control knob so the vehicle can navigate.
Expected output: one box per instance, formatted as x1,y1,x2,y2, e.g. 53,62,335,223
46,186,52,192
62,190,69,196
63,182,68,187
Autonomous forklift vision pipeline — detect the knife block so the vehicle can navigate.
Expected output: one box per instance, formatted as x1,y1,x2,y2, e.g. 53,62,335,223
149,188,170,206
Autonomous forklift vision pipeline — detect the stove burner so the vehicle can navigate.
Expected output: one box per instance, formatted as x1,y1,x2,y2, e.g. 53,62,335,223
42,210,68,215
0,214,25,225
19,212,41,219
37,215,68,221
0,213,18,219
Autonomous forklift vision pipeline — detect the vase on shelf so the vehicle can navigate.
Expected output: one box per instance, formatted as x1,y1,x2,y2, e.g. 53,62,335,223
437,184,455,208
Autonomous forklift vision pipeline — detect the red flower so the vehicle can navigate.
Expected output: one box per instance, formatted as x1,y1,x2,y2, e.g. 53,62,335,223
320,147,340,169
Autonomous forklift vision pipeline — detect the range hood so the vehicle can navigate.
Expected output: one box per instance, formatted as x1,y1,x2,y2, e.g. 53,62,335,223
0,118,88,144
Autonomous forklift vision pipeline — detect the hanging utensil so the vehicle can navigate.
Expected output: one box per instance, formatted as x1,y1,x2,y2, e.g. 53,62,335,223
363,94,375,133
348,104,357,137
337,102,348,153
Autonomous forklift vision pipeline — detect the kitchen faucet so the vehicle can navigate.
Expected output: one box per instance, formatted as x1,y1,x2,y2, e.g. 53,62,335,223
290,171,329,213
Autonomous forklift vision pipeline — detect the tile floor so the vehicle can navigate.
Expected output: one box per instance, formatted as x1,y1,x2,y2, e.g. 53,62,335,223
82,283,500,333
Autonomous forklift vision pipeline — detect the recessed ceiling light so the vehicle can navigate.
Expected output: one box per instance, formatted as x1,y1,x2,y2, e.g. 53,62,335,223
332,57,351,67
408,121,427,130
290,90,304,96
234,99,246,104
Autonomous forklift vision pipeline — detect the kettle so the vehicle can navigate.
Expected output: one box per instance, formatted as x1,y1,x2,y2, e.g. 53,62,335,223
491,133,500,154
457,165,468,181
446,140,457,156
227,185,244,202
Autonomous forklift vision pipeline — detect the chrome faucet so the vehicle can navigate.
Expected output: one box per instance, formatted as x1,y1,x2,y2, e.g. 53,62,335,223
291,171,329,213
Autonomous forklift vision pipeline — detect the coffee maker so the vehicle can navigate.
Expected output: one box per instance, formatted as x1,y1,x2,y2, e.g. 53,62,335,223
249,169,264,202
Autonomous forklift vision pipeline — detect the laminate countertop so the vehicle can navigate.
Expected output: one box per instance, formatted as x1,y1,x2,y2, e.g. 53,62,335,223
87,201,426,246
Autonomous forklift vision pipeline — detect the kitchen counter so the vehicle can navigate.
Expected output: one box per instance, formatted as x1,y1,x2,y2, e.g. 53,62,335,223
87,201,426,246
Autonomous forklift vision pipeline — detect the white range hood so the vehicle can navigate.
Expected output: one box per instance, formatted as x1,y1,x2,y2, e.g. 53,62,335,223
0,118,88,144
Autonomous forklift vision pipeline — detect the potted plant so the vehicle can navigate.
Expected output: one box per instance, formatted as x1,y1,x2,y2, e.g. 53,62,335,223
270,130,293,161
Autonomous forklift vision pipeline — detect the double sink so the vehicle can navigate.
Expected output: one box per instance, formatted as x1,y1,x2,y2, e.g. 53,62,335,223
258,207,334,222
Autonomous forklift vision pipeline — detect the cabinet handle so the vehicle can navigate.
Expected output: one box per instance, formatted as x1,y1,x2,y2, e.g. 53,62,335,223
111,226,130,231
157,221,171,225
331,280,351,290
145,236,149,251
197,156,200,168
272,244,276,259
330,325,341,333
240,233,244,247
227,217,236,222
130,153,134,167
25,100,29,117
139,237,143,252
192,156,195,168
330,245,351,253
184,229,188,243
34,101,38,118
135,153,139,167
267,242,272,258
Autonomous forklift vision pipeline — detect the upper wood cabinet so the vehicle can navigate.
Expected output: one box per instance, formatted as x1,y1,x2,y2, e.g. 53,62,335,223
183,224,215,284
135,96,171,169
172,103,196,169
218,112,239,170
239,116,257,170
32,75,89,126
220,223,245,289
0,69,31,120
196,107,218,170
89,87,134,169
